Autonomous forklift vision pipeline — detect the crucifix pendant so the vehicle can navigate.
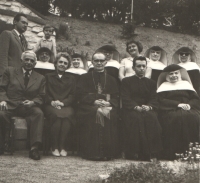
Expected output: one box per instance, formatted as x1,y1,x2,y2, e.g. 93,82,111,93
97,83,103,94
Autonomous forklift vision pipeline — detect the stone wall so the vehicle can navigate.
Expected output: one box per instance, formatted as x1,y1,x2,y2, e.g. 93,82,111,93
0,0,55,50
0,0,40,18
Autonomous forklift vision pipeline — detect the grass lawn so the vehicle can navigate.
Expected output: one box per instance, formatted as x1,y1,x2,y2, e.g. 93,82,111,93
0,151,198,183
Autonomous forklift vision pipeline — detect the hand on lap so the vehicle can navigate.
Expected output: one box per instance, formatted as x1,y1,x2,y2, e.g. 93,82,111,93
178,103,191,110
0,101,8,111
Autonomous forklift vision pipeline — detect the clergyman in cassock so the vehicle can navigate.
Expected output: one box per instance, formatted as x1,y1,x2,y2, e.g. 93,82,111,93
0,51,45,160
121,56,162,161
77,52,120,161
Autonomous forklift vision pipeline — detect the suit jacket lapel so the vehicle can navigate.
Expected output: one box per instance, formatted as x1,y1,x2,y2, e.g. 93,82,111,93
15,68,25,89
12,30,23,50
26,70,37,90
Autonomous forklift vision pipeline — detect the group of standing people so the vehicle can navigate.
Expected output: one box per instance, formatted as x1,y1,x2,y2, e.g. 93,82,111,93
0,13,199,162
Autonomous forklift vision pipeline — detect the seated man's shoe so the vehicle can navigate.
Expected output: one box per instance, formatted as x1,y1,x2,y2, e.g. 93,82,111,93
29,149,40,160
52,149,60,157
60,149,67,157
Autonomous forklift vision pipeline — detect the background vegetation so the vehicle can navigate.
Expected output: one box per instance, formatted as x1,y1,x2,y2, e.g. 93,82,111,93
23,0,200,36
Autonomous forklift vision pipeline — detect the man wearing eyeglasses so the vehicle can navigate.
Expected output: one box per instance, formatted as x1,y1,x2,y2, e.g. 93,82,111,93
77,52,120,161
0,51,45,160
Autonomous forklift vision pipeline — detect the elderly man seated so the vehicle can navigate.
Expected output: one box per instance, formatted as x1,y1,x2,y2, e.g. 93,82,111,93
121,56,162,161
77,52,120,161
0,51,45,160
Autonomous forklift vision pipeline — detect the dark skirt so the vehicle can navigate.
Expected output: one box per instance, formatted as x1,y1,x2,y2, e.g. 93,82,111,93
159,109,200,160
45,105,75,125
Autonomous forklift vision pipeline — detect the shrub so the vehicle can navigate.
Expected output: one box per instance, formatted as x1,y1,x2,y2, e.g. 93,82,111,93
58,22,71,40
84,41,91,46
121,22,137,38
89,161,199,183
176,142,200,164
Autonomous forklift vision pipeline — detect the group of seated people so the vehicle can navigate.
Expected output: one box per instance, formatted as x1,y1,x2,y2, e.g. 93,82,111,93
0,39,200,162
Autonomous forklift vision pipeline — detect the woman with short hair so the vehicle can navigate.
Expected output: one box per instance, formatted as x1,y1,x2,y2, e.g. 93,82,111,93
45,52,76,157
119,40,151,81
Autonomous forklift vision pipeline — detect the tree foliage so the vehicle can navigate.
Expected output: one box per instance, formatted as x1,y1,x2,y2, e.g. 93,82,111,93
23,0,200,35
23,0,50,15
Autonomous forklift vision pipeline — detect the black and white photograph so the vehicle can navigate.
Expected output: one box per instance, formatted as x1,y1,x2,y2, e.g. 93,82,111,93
0,0,200,182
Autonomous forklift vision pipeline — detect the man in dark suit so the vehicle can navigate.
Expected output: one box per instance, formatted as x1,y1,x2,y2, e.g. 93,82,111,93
0,13,28,77
0,51,45,160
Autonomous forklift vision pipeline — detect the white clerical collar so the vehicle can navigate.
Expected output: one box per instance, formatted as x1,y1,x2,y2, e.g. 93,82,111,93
95,70,105,73
135,74,145,79
147,60,166,70
65,68,87,75
58,74,62,78
178,62,200,71
157,80,196,93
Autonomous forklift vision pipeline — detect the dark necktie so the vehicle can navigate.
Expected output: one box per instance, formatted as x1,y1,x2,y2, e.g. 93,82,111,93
19,34,26,51
24,71,29,88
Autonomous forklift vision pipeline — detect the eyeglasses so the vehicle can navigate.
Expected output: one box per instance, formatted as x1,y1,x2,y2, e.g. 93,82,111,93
180,52,190,56
93,59,106,63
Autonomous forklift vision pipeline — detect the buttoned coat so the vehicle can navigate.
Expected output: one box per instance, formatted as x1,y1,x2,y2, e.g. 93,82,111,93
0,67,45,109
0,30,28,76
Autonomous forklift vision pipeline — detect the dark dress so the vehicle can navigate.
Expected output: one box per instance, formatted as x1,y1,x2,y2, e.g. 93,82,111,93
151,69,162,83
158,90,200,160
121,75,162,159
187,70,200,96
45,71,76,122
147,60,166,83
77,71,120,160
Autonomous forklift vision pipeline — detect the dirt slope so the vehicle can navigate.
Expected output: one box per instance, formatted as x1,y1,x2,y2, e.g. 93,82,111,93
46,15,200,65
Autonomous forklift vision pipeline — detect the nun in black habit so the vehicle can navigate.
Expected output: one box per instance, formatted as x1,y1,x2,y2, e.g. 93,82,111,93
172,47,200,95
157,64,200,160
144,46,167,82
